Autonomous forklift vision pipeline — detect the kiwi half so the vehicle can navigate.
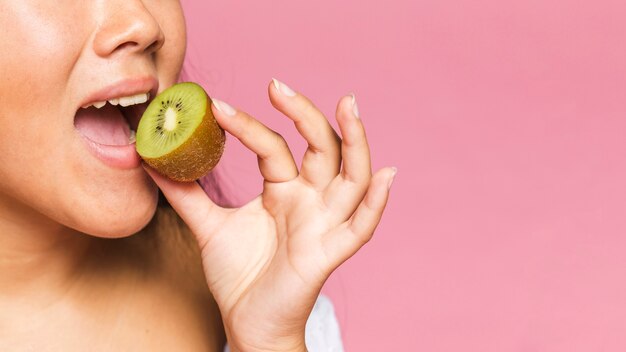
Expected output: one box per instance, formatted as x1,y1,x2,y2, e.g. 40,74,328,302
136,82,225,182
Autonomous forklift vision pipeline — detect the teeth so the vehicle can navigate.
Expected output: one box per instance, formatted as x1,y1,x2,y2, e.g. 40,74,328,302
128,130,136,144
136,92,149,104
81,92,150,109
118,97,133,107
119,93,150,107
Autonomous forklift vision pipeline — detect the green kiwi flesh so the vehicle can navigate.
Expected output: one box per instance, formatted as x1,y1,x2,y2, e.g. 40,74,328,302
136,82,225,182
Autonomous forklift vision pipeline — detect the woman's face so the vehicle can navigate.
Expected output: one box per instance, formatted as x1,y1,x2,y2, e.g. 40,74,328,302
0,1,186,237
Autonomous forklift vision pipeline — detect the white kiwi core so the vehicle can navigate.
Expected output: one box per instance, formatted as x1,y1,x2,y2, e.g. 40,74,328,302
164,107,178,131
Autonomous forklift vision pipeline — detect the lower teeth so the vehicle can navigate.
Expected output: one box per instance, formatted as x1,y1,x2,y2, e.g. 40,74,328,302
129,130,136,144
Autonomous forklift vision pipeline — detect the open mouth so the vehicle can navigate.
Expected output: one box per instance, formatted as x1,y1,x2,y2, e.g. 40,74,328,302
73,89,156,169
74,92,151,146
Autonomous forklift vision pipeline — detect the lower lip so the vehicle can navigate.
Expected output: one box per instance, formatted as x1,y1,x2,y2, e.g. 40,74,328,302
77,134,141,170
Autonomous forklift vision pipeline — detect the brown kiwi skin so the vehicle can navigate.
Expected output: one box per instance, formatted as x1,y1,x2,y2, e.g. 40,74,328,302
141,97,225,182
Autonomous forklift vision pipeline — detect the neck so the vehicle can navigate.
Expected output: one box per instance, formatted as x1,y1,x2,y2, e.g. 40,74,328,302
0,195,91,301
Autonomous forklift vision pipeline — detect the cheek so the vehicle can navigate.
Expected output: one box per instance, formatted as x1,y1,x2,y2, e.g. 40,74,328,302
0,2,87,180
0,5,87,212
153,2,187,86
0,2,88,106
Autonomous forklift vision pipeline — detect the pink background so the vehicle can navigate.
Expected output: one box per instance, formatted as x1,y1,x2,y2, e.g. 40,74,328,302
181,0,626,350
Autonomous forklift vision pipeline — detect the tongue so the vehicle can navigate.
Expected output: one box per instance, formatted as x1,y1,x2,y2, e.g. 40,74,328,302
75,104,131,146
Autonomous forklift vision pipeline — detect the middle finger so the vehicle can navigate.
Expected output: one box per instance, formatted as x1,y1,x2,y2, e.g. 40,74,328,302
268,78,342,190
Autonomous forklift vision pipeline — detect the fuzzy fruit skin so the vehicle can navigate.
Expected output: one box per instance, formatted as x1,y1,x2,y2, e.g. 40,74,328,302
141,98,225,182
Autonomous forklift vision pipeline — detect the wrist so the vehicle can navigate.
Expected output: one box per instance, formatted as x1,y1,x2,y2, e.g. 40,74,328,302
227,342,307,352
225,326,307,352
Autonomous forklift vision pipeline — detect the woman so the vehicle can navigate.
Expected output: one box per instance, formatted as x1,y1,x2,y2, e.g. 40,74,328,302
0,1,396,351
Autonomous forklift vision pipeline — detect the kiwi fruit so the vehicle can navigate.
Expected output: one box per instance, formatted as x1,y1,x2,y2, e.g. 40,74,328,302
136,82,225,182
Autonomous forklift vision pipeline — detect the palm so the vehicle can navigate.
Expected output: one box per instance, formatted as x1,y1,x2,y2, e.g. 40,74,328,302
146,79,395,350
202,181,331,322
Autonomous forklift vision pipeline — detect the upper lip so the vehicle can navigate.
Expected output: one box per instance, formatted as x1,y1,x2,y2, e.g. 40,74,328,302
78,76,159,110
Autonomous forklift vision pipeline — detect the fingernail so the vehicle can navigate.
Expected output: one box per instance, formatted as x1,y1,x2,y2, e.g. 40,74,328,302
211,98,237,116
272,78,296,97
350,93,360,119
388,167,397,190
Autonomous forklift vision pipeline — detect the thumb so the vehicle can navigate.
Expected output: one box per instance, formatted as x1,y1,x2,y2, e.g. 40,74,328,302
143,163,224,247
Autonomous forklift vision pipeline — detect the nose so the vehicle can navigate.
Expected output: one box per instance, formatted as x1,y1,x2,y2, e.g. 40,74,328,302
93,1,165,57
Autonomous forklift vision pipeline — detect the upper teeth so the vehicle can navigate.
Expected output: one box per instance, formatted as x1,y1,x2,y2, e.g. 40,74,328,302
82,92,150,109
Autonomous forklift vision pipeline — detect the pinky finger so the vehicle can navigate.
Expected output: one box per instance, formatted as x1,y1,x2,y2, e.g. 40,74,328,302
322,167,397,267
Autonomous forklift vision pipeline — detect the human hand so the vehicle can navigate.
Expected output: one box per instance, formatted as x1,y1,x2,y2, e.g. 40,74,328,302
144,78,396,351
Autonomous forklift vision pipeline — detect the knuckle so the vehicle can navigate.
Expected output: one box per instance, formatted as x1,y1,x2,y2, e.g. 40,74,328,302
244,115,260,133
311,123,341,154
270,131,287,148
174,186,193,206
298,98,320,119
234,115,254,139
322,126,341,146
362,231,375,244
262,130,288,158
344,128,368,148
353,228,374,247
343,168,372,186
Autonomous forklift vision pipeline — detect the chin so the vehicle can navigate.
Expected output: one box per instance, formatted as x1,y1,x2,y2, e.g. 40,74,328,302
89,205,157,239
70,181,160,239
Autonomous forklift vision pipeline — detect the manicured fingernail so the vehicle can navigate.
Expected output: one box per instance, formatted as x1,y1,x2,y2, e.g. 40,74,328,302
272,78,296,97
212,98,237,116
388,167,397,190
350,93,360,119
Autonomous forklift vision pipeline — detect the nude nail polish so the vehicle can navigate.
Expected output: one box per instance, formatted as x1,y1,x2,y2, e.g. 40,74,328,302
388,167,397,190
350,93,360,119
212,98,236,116
272,78,296,97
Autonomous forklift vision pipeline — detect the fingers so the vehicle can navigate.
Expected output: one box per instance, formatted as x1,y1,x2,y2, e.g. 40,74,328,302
322,93,372,223
210,97,299,183
142,164,224,249
267,78,373,224
335,94,372,184
269,78,341,189
322,167,396,267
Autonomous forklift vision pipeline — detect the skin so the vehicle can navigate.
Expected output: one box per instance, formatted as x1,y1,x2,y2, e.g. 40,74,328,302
0,0,395,351
151,87,396,351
